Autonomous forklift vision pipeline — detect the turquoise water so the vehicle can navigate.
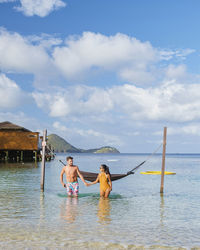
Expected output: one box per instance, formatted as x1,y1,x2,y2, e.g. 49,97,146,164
0,153,200,249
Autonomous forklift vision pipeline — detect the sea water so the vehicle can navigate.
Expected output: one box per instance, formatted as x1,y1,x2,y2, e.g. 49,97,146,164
0,153,200,249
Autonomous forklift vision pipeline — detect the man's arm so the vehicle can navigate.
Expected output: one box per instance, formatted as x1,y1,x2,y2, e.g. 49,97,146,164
60,167,66,188
76,167,87,185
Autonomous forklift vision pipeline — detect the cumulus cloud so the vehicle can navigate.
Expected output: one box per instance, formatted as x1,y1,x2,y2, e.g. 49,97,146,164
159,48,194,61
0,73,25,109
53,121,69,132
168,124,200,136
0,28,198,151
165,64,188,81
0,0,66,17
32,81,200,124
154,124,200,137
111,82,200,122
0,28,58,88
52,32,195,84
53,32,159,84
0,29,48,72
119,68,155,85
33,85,113,117
0,29,196,87
0,0,16,2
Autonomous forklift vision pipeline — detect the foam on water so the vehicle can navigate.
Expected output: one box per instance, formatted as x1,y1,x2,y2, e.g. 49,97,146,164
107,159,119,162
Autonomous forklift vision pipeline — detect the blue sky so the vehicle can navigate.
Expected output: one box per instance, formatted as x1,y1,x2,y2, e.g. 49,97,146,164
1,0,200,153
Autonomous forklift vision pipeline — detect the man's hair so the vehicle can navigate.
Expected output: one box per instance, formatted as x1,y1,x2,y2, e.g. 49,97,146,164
66,156,73,161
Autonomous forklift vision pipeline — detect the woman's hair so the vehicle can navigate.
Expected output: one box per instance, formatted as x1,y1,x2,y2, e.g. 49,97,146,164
101,164,111,177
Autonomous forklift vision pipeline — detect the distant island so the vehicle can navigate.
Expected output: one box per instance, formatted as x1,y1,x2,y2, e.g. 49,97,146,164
47,134,120,153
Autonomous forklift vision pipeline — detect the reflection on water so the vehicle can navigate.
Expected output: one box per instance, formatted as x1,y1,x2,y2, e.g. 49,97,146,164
97,197,111,224
159,193,165,227
39,192,45,224
60,197,79,223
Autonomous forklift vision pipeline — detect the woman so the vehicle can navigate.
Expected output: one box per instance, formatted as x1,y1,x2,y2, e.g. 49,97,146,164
87,164,112,198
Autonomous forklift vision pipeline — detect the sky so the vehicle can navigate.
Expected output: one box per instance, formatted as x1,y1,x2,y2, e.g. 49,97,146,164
1,0,200,153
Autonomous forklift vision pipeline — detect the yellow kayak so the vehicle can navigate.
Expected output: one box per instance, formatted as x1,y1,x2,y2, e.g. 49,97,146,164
140,171,176,175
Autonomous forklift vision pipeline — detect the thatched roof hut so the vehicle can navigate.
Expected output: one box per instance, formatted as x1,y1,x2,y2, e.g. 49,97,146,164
0,121,39,151
0,121,30,132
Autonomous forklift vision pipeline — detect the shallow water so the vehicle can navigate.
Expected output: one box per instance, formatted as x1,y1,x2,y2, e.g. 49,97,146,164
0,153,200,249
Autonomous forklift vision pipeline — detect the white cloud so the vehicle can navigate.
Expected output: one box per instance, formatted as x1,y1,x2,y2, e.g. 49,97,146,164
111,82,200,122
50,95,71,117
174,48,195,59
32,92,71,117
0,28,198,152
12,0,66,17
33,81,200,125
168,124,200,136
165,64,187,80
154,124,200,137
0,29,50,73
53,121,68,132
0,29,58,88
159,48,195,61
33,85,114,117
0,111,23,120
0,29,197,87
53,32,160,84
52,32,195,84
0,73,25,109
32,92,51,108
119,68,155,85
29,33,62,50
0,0,66,17
0,0,16,2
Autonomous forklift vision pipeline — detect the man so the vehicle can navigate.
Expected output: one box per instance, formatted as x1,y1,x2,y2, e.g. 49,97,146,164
60,156,88,197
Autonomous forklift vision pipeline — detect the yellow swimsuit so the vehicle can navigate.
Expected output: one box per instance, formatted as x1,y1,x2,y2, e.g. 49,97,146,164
99,173,110,192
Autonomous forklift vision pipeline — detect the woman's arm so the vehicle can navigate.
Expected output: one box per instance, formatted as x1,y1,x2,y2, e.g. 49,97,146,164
87,174,99,186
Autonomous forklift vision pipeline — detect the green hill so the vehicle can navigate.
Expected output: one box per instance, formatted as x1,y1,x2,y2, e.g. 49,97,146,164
47,134,120,153
47,134,80,153
82,146,120,153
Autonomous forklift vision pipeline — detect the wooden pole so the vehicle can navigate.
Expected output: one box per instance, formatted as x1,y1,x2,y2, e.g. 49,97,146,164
160,127,167,193
34,151,37,164
5,151,9,162
40,129,47,191
20,151,23,162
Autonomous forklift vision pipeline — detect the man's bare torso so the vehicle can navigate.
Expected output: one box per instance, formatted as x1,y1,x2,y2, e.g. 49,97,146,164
64,165,78,183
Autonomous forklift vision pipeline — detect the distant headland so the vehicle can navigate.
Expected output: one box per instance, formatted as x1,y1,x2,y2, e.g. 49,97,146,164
47,134,120,154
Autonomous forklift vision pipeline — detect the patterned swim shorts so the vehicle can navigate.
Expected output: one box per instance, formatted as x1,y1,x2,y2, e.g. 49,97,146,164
66,181,79,196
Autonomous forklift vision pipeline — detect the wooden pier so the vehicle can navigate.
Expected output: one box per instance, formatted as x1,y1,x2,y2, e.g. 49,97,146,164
0,121,54,163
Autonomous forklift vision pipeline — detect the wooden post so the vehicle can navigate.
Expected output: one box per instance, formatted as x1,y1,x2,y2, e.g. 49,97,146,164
34,151,37,163
20,151,23,162
5,151,8,162
160,127,167,194
40,129,47,191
